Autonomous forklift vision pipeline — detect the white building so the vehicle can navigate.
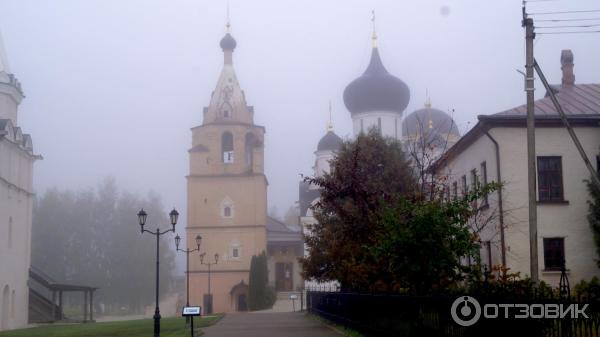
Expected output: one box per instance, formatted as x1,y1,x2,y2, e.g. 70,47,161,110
431,50,600,286
0,29,40,330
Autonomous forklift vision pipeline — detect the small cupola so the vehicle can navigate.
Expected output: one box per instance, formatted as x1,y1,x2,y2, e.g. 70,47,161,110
220,23,237,65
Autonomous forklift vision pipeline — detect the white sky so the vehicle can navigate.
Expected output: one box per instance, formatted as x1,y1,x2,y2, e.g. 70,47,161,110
1,0,599,227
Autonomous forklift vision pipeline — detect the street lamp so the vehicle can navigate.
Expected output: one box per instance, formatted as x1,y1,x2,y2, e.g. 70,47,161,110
175,234,201,323
138,208,178,337
200,253,219,314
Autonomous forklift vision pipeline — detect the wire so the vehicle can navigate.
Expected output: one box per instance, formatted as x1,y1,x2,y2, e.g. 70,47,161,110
536,23,600,28
536,30,600,34
529,9,600,15
536,17,600,22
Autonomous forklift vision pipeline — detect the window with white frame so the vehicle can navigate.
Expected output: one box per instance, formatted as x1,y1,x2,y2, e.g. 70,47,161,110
230,242,241,259
221,197,234,218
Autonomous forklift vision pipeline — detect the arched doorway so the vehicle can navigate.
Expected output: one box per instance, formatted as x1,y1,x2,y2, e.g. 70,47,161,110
237,294,247,312
1,285,9,330
230,280,249,312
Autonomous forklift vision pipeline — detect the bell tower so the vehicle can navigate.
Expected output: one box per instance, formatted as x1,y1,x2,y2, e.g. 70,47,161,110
186,24,267,313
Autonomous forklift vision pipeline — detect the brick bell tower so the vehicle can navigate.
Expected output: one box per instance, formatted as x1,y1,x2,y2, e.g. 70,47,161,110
186,23,267,313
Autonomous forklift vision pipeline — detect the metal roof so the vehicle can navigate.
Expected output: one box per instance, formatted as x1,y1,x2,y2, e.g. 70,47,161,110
493,84,600,117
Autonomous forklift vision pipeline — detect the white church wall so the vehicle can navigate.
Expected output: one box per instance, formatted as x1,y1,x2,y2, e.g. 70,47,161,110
352,111,401,139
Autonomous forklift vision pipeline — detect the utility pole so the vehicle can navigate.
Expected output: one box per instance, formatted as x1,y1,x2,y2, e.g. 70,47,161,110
523,11,539,283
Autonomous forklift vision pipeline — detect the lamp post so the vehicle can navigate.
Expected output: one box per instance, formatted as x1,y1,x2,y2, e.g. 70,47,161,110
200,253,219,314
175,234,201,324
138,208,178,337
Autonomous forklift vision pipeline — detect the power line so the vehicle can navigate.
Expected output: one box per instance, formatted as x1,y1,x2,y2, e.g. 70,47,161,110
536,17,600,22
536,23,600,28
536,30,600,34
529,9,600,15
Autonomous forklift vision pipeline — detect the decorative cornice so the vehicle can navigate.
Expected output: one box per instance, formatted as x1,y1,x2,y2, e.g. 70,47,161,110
187,172,266,179
188,269,250,274
185,224,266,230
0,175,35,196
191,122,265,131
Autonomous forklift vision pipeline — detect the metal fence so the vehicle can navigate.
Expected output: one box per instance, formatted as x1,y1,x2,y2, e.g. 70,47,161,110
305,288,600,337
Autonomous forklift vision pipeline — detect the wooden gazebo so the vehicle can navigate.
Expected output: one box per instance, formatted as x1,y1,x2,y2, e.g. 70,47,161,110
29,267,98,323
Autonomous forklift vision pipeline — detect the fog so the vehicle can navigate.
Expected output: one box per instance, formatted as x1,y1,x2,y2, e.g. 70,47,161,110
1,0,599,228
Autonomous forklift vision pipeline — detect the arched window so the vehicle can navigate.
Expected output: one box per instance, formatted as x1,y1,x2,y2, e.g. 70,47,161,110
8,217,12,249
221,102,232,119
222,132,234,163
245,133,256,168
221,197,234,218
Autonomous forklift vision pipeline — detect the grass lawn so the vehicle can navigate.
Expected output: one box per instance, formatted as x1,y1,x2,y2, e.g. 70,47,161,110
0,316,222,337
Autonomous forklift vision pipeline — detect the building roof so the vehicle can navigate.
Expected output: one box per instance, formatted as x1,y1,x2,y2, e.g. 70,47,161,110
266,216,300,234
429,82,600,173
494,84,600,117
343,46,410,115
317,130,342,152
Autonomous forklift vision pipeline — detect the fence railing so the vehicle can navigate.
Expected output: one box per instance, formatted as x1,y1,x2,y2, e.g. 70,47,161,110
306,289,600,337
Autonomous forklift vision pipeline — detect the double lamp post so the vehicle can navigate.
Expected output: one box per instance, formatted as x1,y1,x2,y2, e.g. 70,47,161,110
137,208,179,337
175,235,219,315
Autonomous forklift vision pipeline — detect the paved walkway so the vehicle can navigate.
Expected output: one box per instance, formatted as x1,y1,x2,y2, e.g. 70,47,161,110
201,312,342,337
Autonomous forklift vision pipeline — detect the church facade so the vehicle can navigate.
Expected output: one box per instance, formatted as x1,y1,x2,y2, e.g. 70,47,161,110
300,31,460,279
0,30,40,331
186,26,302,314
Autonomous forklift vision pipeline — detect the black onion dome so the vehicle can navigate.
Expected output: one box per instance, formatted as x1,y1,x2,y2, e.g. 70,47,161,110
317,131,343,152
343,47,410,115
220,33,237,51
402,107,460,137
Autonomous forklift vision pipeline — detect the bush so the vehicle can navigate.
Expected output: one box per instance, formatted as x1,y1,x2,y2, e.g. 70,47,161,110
574,277,600,300
248,251,274,310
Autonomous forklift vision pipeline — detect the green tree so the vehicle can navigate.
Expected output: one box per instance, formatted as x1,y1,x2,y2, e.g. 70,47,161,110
300,129,417,292
587,177,600,268
31,178,176,314
247,252,274,310
301,129,499,294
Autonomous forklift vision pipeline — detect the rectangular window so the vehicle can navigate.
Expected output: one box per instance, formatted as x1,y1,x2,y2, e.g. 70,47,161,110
543,238,565,271
471,169,478,208
453,181,458,201
378,117,382,135
232,248,239,258
537,156,564,202
481,161,488,206
461,175,467,196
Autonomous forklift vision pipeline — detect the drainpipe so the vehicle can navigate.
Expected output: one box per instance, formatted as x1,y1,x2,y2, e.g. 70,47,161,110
484,129,507,269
